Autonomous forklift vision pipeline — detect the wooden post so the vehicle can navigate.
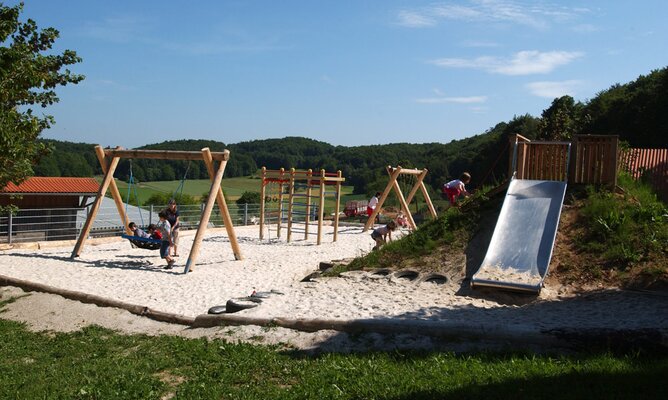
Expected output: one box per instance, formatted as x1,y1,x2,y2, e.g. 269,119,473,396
71,155,121,257
364,166,401,232
287,168,295,243
185,152,229,273
259,167,266,240
305,169,312,240
277,168,284,238
388,167,417,230
95,146,131,234
333,170,342,242
316,170,325,245
200,148,242,261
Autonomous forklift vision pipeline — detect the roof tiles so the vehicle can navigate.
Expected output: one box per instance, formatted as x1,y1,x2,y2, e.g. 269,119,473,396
2,177,100,194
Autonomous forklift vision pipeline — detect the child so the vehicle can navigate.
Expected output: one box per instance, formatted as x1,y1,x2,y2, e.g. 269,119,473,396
367,192,380,217
147,223,161,240
156,210,175,269
128,222,150,238
395,213,409,228
443,172,471,207
371,220,397,251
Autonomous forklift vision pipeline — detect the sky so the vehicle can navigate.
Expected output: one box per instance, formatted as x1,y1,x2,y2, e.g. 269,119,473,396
14,0,668,148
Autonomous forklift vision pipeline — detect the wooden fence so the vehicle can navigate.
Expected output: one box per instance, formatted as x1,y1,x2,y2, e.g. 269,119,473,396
509,134,619,186
619,148,668,201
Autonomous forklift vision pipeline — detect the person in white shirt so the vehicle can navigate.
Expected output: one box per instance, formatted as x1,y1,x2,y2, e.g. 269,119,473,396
366,191,381,222
442,172,471,207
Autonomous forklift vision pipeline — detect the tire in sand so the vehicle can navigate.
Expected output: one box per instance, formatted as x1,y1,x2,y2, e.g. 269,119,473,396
208,305,227,314
226,297,263,313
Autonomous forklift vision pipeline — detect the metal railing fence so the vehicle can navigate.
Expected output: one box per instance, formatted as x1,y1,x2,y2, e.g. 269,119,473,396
0,203,263,244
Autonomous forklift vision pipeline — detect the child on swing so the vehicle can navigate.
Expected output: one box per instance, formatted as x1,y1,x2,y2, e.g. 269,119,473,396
371,220,397,251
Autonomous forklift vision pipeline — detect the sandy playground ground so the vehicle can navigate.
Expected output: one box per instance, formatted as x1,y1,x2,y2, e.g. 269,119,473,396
0,224,666,353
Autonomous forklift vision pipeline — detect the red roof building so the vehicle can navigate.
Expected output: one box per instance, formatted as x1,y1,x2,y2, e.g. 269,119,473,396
1,177,99,208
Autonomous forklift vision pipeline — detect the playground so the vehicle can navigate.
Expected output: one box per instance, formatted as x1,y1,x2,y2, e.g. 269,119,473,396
0,137,666,352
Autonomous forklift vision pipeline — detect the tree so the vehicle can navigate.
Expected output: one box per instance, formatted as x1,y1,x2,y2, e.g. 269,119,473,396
537,96,583,141
236,191,261,205
0,3,84,190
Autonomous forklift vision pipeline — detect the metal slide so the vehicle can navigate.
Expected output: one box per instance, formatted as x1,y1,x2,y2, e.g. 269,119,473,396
471,178,567,293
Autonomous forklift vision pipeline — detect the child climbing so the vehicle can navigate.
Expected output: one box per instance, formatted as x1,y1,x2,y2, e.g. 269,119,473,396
371,220,397,251
443,172,471,207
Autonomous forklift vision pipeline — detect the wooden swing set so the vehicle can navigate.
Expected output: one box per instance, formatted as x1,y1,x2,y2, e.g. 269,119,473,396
71,146,243,273
259,167,344,245
363,165,437,232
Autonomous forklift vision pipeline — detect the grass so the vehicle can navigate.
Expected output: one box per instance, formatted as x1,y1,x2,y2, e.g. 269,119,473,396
110,176,360,213
0,318,666,399
578,173,668,284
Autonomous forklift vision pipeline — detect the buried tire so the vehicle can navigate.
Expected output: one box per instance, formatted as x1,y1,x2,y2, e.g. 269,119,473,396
226,297,263,313
391,270,420,282
207,305,227,315
419,273,448,285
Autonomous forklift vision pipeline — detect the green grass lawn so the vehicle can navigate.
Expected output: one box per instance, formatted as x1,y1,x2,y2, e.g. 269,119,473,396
0,318,665,399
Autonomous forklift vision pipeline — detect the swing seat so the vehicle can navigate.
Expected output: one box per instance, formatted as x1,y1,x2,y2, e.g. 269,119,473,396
121,234,162,250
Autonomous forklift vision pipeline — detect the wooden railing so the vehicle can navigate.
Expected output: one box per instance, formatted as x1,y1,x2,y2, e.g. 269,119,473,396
509,134,619,186
619,148,668,201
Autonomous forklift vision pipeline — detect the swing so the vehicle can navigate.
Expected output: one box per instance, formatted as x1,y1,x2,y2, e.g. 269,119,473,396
121,161,162,250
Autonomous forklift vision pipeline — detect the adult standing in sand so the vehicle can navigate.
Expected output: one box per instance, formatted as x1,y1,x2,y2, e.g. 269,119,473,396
165,198,181,257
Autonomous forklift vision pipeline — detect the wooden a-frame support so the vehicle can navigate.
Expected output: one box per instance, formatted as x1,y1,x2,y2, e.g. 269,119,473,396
363,165,437,232
71,146,243,274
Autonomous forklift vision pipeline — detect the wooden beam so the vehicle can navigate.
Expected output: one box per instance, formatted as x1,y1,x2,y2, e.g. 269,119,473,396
333,170,342,242
364,166,401,232
287,168,295,243
95,146,131,234
304,169,312,239
259,167,266,240
317,170,325,245
185,152,229,273
200,148,242,262
388,168,417,230
103,148,229,161
71,155,121,257
277,168,285,238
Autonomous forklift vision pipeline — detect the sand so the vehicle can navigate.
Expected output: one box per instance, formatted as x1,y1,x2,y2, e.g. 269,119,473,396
1,224,667,352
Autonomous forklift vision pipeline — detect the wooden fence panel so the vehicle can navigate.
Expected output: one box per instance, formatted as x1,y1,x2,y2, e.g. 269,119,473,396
619,148,668,202
570,135,618,186
516,143,570,181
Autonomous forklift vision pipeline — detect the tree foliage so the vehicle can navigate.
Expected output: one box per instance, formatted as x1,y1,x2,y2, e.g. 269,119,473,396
0,3,83,190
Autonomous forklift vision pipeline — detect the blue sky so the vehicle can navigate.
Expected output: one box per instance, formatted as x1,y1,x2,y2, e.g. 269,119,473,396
17,0,668,148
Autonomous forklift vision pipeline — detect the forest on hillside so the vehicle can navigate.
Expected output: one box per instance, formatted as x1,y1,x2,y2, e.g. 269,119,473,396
34,67,668,196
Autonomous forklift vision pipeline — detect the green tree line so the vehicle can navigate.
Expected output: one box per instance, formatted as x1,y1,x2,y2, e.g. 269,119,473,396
32,67,668,198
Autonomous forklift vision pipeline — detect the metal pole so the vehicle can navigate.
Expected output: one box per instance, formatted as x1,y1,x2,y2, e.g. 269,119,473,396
150,205,154,225
244,203,248,226
8,212,12,244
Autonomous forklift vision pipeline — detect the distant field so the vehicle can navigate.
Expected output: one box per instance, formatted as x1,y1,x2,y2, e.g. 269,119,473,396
108,176,364,211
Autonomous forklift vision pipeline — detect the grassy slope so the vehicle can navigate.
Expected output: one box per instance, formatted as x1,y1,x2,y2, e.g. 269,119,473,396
341,176,668,290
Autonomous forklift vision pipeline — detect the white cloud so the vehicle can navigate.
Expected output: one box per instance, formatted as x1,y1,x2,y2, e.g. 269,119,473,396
396,10,436,27
526,80,583,98
415,95,487,104
396,0,589,30
430,50,583,75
